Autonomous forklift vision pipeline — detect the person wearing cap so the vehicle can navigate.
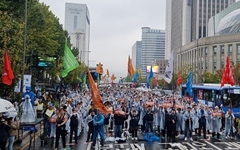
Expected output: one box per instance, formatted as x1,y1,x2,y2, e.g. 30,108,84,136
183,107,194,141
43,103,55,138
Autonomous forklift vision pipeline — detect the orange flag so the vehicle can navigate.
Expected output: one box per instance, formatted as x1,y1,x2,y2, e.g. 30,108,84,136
128,55,134,77
107,69,110,78
87,69,112,114
96,62,103,74
2,50,14,85
111,74,116,81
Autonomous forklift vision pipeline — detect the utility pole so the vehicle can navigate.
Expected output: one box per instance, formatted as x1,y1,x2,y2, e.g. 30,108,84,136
21,0,28,93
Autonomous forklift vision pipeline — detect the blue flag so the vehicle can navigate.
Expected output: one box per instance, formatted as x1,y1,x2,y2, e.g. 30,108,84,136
133,72,139,83
146,66,153,88
186,72,193,97
94,72,99,78
149,66,153,80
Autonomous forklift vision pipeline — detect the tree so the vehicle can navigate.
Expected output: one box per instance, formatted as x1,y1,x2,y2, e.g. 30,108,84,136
0,11,25,98
231,62,240,85
201,72,220,83
0,0,75,98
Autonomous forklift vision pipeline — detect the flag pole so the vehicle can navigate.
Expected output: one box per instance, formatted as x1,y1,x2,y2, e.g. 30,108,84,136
172,61,175,97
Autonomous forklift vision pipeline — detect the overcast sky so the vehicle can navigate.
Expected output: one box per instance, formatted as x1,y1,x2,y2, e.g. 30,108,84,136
40,0,166,78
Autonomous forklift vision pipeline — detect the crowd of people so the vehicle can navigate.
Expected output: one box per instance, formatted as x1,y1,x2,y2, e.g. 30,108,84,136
0,84,240,150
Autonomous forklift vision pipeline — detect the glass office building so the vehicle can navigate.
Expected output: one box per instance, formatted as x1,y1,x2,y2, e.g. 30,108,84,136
141,27,165,76
208,1,240,36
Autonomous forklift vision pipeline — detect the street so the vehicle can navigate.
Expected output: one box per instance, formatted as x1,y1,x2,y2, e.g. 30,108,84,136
18,132,240,150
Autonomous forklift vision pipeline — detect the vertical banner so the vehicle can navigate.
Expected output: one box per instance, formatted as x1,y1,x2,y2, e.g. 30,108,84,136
23,75,32,92
14,78,21,93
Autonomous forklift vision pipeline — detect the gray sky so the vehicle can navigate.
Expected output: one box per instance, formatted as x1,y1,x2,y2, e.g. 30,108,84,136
40,0,166,78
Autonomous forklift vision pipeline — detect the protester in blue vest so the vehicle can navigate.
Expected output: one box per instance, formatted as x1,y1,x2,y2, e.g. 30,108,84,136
22,86,35,106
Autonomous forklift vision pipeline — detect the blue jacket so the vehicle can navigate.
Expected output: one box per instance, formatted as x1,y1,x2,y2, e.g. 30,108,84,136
93,114,104,126
22,86,35,106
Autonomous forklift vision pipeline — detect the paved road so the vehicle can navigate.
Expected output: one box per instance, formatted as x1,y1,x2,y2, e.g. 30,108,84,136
18,131,240,150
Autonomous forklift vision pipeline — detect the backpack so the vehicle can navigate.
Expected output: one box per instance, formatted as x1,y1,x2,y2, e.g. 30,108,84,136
70,115,78,127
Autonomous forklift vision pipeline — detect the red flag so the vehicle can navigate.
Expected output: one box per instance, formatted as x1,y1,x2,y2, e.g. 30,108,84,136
2,50,14,85
221,56,234,87
176,71,182,86
153,77,157,87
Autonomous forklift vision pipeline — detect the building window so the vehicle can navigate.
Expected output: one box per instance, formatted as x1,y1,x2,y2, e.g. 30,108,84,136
213,46,217,55
238,45,240,54
74,16,77,29
221,61,224,68
229,45,232,54
205,47,208,56
205,62,208,69
214,62,216,69
221,46,224,54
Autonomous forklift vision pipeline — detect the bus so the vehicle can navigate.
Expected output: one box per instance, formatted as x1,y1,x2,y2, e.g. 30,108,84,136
182,84,240,118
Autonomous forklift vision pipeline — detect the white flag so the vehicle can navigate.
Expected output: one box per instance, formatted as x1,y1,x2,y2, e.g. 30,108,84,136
164,50,174,83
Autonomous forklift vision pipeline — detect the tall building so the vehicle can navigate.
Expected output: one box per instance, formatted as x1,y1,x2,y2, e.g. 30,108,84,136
141,27,165,76
177,1,240,83
132,41,142,70
208,1,240,36
166,0,235,66
65,3,90,66
165,0,183,61
189,0,235,42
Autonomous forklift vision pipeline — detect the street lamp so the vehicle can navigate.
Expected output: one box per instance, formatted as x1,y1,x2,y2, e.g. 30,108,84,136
21,0,28,93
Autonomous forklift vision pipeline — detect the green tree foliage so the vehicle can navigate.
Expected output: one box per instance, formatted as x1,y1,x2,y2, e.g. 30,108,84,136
64,62,87,84
231,63,240,85
0,11,24,83
201,72,221,83
0,0,85,98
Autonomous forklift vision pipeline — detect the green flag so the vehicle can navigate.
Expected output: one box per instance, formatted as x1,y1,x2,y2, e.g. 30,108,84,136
61,43,79,77
77,75,82,82
83,73,86,84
